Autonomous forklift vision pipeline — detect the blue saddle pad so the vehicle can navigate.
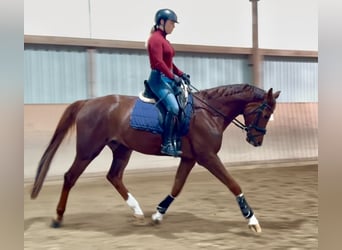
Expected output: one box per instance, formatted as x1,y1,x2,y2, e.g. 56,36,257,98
130,94,193,136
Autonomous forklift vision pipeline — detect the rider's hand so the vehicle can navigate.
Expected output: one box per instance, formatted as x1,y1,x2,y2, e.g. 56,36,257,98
181,73,191,85
173,75,182,86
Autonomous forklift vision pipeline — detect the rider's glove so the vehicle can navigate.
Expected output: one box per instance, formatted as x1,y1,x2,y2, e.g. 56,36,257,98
181,73,191,85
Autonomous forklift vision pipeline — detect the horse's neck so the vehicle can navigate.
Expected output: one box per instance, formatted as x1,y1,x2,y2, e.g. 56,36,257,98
195,84,265,130
198,84,261,115
201,93,245,114
194,93,245,129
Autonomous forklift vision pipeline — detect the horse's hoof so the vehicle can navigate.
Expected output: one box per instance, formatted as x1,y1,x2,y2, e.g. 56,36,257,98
248,223,262,233
130,214,148,226
248,214,262,233
151,211,163,224
50,219,62,228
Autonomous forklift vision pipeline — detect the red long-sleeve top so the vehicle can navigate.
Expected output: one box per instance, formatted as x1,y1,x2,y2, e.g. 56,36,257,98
147,29,183,79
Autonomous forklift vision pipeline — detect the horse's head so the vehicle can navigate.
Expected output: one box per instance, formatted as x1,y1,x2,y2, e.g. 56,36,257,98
243,88,281,147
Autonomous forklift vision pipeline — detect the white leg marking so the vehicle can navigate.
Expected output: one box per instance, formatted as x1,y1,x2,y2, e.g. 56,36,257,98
248,214,262,233
126,193,144,216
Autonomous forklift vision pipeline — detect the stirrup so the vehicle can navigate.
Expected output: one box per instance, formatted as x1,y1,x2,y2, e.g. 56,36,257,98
161,143,181,157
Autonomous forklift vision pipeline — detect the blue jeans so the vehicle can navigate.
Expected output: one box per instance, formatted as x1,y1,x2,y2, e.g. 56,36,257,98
147,70,179,116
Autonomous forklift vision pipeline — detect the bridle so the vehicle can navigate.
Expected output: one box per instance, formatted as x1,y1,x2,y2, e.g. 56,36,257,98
190,84,273,139
243,102,273,144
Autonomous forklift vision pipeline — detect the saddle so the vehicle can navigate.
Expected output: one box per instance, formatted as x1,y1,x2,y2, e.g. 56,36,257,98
130,80,193,136
139,80,158,103
141,80,189,109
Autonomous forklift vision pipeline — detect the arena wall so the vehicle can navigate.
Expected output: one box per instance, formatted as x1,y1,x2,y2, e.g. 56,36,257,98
24,103,317,180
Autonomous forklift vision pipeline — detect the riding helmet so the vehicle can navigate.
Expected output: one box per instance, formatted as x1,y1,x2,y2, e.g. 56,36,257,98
155,9,178,24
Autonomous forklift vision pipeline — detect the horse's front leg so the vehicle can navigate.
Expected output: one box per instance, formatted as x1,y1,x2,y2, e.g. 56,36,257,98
152,158,196,223
106,145,146,225
199,154,262,233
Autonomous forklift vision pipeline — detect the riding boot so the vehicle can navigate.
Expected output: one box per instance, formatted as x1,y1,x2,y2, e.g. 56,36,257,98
161,112,182,157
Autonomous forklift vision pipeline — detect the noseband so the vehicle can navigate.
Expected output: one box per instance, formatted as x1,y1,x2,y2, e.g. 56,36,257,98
242,102,273,144
228,101,269,138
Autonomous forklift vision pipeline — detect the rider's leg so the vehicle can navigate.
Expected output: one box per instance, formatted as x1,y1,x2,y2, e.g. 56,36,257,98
159,76,182,156
147,71,182,156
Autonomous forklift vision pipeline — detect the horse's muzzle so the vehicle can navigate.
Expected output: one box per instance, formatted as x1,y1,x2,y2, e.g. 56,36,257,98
246,126,266,147
246,135,263,147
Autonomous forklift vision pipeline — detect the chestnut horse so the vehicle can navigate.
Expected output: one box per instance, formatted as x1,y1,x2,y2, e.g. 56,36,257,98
30,83,280,233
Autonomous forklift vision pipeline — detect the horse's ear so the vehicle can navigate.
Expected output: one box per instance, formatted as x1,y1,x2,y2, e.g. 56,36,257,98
267,88,281,100
273,91,281,99
266,88,273,100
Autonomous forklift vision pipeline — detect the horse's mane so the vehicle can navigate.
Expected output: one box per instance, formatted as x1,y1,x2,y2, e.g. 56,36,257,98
197,83,265,102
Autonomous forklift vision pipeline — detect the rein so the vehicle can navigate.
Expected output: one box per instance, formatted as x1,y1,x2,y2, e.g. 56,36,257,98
189,84,248,132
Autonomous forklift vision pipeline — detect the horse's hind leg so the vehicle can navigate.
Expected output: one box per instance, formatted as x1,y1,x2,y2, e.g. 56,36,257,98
152,158,196,223
106,144,145,223
52,156,95,228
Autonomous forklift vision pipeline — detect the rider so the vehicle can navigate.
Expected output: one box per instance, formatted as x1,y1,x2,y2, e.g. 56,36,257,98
147,8,190,157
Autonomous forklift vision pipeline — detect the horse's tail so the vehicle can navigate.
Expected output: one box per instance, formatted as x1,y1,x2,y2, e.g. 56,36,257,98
30,100,87,199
